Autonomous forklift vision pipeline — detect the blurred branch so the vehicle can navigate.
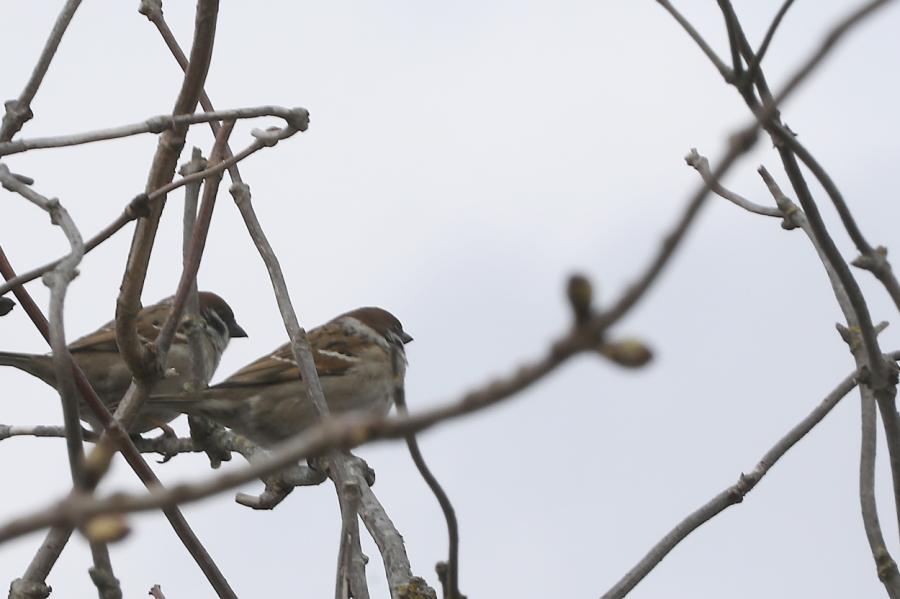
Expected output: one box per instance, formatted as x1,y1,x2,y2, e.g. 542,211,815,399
0,107,768,545
715,1,900,533
227,179,382,595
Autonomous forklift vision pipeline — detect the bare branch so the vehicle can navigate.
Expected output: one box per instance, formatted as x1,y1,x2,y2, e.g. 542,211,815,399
0,0,82,142
860,385,900,598
683,149,783,219
335,479,369,599
393,350,463,599
654,0,732,81
743,0,796,90
114,0,222,382
0,116,305,301
0,166,121,598
356,473,436,599
602,358,894,598
0,106,305,157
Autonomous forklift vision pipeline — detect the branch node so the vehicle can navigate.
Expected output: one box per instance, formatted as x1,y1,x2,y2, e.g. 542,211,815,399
250,126,282,147
852,245,891,275
8,578,51,599
125,193,151,219
145,115,174,134
229,182,251,206
2,99,34,135
287,107,311,132
88,565,123,599
137,0,163,22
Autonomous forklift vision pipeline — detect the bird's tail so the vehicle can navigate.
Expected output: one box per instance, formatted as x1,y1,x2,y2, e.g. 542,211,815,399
0,351,56,386
145,388,235,416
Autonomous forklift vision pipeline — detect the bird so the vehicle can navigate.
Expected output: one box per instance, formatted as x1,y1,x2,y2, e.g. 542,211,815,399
0,291,247,433
147,307,412,447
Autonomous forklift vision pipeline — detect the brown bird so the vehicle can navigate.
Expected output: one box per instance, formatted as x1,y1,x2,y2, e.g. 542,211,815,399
0,291,247,432
148,307,411,447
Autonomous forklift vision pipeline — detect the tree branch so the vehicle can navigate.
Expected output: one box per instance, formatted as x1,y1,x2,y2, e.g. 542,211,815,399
0,0,82,142
601,358,895,598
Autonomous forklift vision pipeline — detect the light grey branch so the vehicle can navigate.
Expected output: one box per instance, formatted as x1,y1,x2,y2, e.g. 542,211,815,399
335,478,369,599
602,357,897,598
0,106,308,157
0,165,121,598
655,0,731,81
357,472,436,599
859,376,900,597
0,0,82,142
684,149,782,218
0,115,305,301
760,166,900,546
228,181,379,593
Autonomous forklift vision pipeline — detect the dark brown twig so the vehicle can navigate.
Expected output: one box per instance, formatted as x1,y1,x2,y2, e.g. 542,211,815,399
392,354,463,599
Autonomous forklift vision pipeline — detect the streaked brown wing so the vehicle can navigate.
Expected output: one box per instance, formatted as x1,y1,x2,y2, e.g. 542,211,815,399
68,320,119,353
218,344,299,387
69,302,170,353
218,322,358,387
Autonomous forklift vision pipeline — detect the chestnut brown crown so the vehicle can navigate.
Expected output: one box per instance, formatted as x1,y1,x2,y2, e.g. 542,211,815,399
340,307,412,347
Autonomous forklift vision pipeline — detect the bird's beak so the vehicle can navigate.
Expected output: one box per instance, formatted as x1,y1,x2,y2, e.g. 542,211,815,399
400,331,413,344
229,321,249,338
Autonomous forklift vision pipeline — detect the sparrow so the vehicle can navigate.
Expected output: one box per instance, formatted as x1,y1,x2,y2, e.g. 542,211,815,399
0,291,247,433
147,307,412,447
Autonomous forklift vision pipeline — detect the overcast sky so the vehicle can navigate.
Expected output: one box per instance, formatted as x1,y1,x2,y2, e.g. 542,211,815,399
2,1,900,597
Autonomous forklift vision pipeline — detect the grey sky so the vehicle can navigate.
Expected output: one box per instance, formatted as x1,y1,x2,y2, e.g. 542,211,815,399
1,1,900,597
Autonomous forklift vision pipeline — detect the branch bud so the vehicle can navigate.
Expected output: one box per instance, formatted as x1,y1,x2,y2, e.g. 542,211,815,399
566,274,593,325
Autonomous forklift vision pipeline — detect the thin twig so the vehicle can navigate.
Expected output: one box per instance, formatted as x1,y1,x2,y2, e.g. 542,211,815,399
683,149,782,218
860,386,900,598
0,106,303,157
743,0,796,90
335,479,369,599
0,0,82,142
114,0,221,382
601,358,895,598
0,117,305,300
0,167,121,598
654,0,731,81
392,351,463,599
